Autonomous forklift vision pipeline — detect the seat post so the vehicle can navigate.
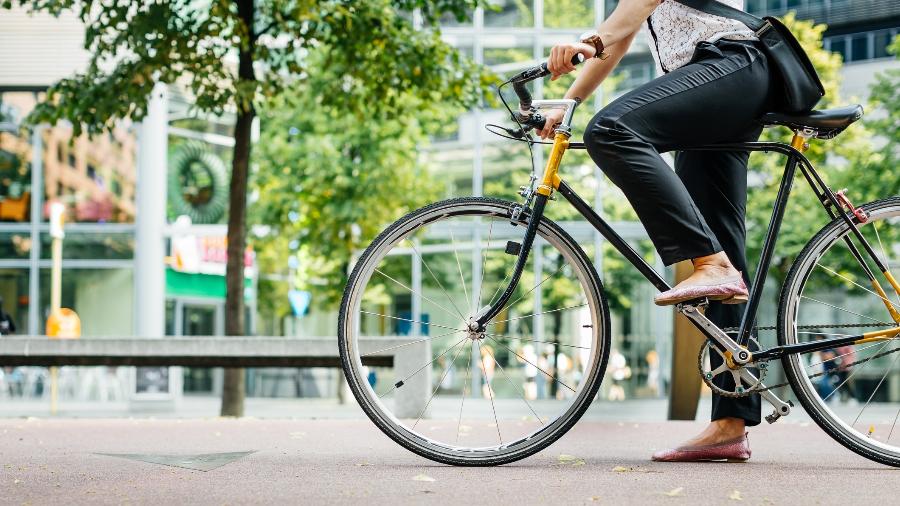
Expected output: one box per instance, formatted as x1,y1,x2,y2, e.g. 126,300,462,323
790,129,813,152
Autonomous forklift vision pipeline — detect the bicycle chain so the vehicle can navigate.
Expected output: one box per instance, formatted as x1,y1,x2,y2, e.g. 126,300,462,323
703,323,900,397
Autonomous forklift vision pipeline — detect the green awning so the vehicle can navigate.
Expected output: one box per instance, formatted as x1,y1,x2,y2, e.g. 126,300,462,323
165,268,253,301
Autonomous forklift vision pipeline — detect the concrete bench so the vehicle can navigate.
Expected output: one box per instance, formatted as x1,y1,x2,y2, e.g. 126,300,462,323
0,336,431,418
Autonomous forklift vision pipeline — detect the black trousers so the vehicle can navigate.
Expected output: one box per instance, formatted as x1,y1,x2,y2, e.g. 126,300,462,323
584,39,773,426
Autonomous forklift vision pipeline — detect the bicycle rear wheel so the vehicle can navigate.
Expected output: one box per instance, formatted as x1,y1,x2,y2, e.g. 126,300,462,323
338,197,610,466
779,197,900,466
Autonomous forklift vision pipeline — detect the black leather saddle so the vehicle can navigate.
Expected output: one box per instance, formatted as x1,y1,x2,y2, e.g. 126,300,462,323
761,104,864,139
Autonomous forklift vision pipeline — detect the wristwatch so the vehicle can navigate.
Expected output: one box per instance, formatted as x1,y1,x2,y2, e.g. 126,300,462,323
579,31,609,60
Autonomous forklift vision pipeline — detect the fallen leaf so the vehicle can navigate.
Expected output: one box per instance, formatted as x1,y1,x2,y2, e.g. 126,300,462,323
571,459,586,466
14,479,21,484
412,474,435,482
588,496,601,502
728,490,743,501
289,431,306,439
356,462,372,467
612,466,629,472
557,454,578,462
664,487,683,497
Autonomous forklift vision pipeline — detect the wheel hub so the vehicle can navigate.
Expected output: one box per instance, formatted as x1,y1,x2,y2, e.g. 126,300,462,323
466,316,485,341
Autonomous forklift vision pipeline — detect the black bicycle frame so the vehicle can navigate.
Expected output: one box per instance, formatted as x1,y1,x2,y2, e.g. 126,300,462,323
476,138,894,363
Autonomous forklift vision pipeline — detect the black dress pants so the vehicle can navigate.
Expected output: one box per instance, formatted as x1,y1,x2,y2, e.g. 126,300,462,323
583,39,773,425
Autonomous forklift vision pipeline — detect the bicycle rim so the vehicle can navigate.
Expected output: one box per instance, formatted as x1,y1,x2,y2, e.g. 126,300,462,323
338,197,610,465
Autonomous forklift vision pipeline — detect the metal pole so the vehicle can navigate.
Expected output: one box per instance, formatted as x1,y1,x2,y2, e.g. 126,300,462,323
134,82,168,340
27,125,43,335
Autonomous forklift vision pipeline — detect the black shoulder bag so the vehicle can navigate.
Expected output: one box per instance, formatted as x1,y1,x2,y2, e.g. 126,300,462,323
672,0,825,113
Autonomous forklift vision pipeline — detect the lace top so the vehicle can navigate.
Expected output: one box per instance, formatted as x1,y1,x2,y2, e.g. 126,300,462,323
646,0,757,72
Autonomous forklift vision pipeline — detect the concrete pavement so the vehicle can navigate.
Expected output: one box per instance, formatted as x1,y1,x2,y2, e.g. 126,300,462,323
2,418,898,505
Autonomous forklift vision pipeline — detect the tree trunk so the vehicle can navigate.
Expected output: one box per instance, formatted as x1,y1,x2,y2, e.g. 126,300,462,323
221,0,256,417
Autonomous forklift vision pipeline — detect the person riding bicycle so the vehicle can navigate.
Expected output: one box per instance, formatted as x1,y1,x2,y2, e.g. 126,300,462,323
543,0,772,462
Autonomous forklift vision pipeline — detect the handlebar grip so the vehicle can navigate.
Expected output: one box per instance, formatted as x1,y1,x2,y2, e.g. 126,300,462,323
511,53,587,110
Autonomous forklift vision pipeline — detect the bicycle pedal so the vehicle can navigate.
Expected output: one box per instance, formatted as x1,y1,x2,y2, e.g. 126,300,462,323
765,411,781,424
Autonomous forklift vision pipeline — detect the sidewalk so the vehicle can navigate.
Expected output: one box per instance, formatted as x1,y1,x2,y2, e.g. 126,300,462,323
2,417,897,505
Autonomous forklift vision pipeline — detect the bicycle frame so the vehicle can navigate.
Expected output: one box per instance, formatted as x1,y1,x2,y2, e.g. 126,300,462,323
474,105,900,396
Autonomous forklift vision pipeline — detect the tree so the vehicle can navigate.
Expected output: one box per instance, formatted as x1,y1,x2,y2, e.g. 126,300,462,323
251,49,479,311
4,0,488,415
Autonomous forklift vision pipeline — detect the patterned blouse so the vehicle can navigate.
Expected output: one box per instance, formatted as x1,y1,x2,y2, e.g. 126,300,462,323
646,0,757,73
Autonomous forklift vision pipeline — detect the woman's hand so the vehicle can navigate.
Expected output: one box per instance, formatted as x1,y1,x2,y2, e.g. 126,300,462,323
547,42,596,81
538,108,566,140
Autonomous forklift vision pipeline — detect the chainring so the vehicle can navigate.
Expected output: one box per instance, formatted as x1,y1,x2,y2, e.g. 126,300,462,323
698,337,766,398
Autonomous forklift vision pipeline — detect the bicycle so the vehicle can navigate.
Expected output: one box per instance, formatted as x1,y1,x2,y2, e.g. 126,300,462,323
338,54,900,466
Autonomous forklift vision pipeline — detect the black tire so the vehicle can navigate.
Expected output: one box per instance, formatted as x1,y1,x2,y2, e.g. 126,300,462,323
338,197,611,466
778,196,900,467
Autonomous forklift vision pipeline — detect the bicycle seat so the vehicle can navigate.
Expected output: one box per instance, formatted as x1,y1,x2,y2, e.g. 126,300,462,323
761,104,864,139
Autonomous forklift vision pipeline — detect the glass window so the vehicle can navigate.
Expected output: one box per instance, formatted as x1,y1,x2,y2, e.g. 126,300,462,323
543,0,593,29
829,37,847,61
0,268,29,335
484,0,534,28
0,231,33,259
40,231,134,260
39,268,133,336
850,34,869,62
874,30,893,59
767,0,783,12
1,96,35,224
439,9,474,27
745,0,765,14
422,146,474,199
786,0,803,9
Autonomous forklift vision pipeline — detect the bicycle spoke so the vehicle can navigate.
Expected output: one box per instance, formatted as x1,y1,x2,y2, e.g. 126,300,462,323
501,262,568,315
485,332,589,350
852,343,900,428
803,339,893,371
373,268,463,323
447,227,471,314
360,310,463,334
476,218,494,312
456,341,473,443
823,339,893,402
478,340,503,445
817,262,899,309
489,303,588,325
412,339,468,429
407,239,467,320
379,336,469,398
871,221,900,307
801,295,891,326
481,343,544,425
362,328,465,357
486,335,576,393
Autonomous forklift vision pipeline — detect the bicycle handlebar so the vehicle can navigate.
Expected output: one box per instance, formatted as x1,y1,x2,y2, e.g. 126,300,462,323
511,53,585,110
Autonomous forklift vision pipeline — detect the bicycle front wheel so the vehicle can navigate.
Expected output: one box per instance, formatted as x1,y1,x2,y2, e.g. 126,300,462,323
779,197,900,466
338,197,610,466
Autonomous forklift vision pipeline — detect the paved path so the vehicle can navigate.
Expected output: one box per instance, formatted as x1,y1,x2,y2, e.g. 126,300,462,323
2,418,898,505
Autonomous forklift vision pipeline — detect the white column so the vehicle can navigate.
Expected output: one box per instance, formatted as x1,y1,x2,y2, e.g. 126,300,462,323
134,82,168,339
28,126,43,335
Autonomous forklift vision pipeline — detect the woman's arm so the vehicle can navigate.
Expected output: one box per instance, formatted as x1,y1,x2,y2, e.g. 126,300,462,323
538,31,637,139
548,0,659,78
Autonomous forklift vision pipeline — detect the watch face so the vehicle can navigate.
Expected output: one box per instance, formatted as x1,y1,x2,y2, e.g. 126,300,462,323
579,31,597,42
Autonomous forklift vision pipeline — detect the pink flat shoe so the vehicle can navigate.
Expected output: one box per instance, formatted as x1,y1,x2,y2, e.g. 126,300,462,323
653,274,749,306
651,433,751,462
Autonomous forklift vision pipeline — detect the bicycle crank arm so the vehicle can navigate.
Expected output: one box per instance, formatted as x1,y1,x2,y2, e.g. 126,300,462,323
678,301,749,363
735,366,793,423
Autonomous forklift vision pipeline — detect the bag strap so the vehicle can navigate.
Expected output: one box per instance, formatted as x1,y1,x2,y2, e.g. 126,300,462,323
670,0,767,33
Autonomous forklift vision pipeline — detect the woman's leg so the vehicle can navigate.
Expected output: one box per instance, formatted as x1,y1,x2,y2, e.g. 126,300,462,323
582,41,770,267
676,149,762,428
